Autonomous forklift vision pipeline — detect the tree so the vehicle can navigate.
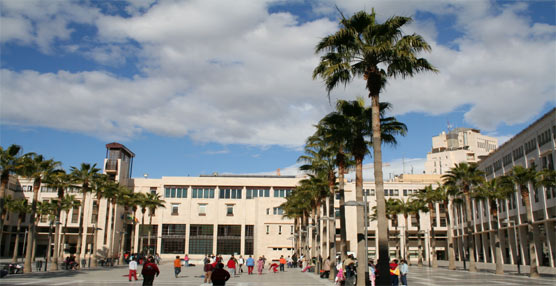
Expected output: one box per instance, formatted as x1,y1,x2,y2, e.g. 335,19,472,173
442,162,484,272
390,198,412,260
59,195,81,259
408,197,428,266
70,163,100,263
473,177,514,274
101,181,120,260
0,144,25,249
314,9,436,285
504,165,543,278
36,200,56,264
146,192,165,255
8,198,30,262
20,154,60,273
90,174,109,267
116,186,133,264
416,184,444,268
436,183,461,270
129,192,145,254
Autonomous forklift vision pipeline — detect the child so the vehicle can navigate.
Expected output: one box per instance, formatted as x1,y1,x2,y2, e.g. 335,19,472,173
269,262,279,273
335,268,345,286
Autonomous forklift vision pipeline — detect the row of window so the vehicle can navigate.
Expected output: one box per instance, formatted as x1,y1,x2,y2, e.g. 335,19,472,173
170,203,243,216
265,225,294,235
164,186,292,199
15,185,80,193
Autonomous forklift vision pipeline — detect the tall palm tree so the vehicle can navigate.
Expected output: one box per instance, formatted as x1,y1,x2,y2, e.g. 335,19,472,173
70,163,100,263
408,197,428,266
36,200,56,265
59,195,81,259
129,192,145,254
391,198,412,260
8,198,30,262
90,174,109,267
101,181,119,259
0,195,14,255
442,162,484,272
504,165,541,278
473,177,514,274
146,192,165,255
314,9,436,285
116,186,133,264
20,154,60,273
43,170,74,270
138,193,149,254
416,185,444,268
0,144,25,249
437,183,461,270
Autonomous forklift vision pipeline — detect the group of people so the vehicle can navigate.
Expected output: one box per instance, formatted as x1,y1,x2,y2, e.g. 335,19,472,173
330,255,409,286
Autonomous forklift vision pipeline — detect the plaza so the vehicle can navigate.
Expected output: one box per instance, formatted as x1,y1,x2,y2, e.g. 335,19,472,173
1,261,555,286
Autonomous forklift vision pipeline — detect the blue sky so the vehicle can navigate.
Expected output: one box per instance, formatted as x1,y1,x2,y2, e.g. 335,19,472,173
1,0,555,179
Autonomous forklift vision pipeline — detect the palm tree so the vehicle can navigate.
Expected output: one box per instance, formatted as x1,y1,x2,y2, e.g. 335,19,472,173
314,9,436,285
59,195,81,259
101,181,120,260
70,163,100,263
36,200,56,265
437,183,460,270
8,198,30,262
416,185,444,268
129,192,145,254
43,170,74,270
0,195,14,255
473,177,514,274
0,144,24,249
20,154,60,273
408,197,428,266
504,165,541,278
442,162,484,272
390,198,412,260
90,174,109,267
138,193,149,254
116,186,134,264
146,192,165,255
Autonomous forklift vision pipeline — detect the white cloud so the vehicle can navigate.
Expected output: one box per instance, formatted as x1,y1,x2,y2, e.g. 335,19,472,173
0,0,554,148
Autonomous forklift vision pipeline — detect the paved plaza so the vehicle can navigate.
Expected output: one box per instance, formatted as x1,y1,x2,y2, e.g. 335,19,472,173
1,262,555,286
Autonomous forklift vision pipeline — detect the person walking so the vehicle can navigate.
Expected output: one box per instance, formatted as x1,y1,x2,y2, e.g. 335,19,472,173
256,257,264,275
390,259,400,286
128,258,138,282
399,259,408,286
343,255,356,286
279,255,286,272
246,255,255,275
227,255,237,277
369,260,376,286
174,256,181,278
321,257,331,278
204,258,214,284
211,263,231,285
141,256,160,286
184,254,189,267
238,255,244,273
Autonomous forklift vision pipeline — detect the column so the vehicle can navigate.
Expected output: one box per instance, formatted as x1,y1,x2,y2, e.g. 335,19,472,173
546,221,556,267
212,224,218,254
156,222,162,255
240,223,245,256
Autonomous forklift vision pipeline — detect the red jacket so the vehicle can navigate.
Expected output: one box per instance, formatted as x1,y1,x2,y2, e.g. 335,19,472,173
227,259,236,268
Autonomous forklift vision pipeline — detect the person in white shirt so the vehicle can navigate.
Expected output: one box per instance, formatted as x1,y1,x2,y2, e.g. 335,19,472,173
128,258,138,281
238,255,245,273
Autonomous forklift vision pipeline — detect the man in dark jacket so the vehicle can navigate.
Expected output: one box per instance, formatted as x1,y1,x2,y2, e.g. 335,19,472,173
211,263,231,285
141,256,160,286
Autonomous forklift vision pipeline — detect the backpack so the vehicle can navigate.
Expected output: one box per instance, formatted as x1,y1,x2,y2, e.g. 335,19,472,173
345,264,356,278
142,263,156,276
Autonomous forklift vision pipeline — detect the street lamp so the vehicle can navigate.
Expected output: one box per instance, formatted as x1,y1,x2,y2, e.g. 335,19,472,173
504,219,521,275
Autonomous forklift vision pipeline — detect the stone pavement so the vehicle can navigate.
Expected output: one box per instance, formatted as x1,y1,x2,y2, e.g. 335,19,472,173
1,261,555,285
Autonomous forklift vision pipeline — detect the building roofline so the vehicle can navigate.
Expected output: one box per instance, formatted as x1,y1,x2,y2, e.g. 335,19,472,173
106,142,135,157
199,174,297,178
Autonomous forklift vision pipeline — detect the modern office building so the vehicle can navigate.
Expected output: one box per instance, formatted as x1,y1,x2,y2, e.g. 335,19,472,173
425,128,498,174
452,108,556,268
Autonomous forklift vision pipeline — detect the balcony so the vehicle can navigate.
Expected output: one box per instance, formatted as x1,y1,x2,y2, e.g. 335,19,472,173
105,159,118,173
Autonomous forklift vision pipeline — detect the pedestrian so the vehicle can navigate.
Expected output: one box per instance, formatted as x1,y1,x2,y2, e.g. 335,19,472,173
238,255,244,273
279,255,286,272
292,253,298,268
204,257,214,284
369,260,376,286
211,262,231,285
321,256,331,279
269,262,279,273
287,255,292,268
246,255,255,275
141,256,160,286
335,264,345,286
174,256,181,278
227,255,236,276
344,255,356,286
399,259,408,286
390,259,400,286
184,254,189,267
257,257,265,275
128,258,138,282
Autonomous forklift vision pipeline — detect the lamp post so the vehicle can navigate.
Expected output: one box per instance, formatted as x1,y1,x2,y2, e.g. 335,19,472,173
90,225,102,268
504,219,520,275
345,200,369,261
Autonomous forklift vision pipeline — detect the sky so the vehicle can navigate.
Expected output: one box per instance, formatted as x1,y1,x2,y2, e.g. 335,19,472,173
1,0,555,180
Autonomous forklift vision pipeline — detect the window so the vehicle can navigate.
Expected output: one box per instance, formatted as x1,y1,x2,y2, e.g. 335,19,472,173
246,188,270,199
541,153,554,170
485,165,494,175
219,187,242,199
503,153,513,166
226,205,234,216
199,204,207,216
71,207,79,223
440,218,447,227
273,188,292,198
403,189,408,196
290,225,294,234
161,224,186,254
538,128,552,147
266,225,270,234
217,225,241,254
192,187,215,198
245,225,254,255
189,224,213,255
150,187,157,195
171,203,179,215
534,188,539,203
384,190,389,197
165,186,188,198
91,200,98,223
392,189,399,196
335,208,340,217
266,208,270,215
278,226,282,235
493,160,502,172
525,138,537,154
513,146,524,160
273,207,283,215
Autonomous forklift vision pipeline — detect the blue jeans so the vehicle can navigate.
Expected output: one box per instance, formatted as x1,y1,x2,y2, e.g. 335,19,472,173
400,274,407,285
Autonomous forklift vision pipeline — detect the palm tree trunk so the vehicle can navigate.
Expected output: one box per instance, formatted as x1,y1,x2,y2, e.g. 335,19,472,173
429,203,438,268
447,198,456,270
60,211,69,258
370,94,390,286
12,216,22,262
105,201,112,257
337,157,348,262
147,214,153,255
417,213,423,266
76,192,87,262
355,156,368,286
491,203,504,275
521,190,539,277
328,178,337,281
0,210,6,254
404,214,409,261
24,183,40,273
139,211,146,254
109,202,117,260
91,197,101,267
46,222,53,271
130,209,137,253
464,190,477,272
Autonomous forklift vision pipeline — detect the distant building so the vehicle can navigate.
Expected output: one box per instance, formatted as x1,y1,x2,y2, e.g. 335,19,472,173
425,128,498,174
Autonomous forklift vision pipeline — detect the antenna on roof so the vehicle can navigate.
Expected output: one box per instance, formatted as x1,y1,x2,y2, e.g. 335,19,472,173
447,120,453,131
